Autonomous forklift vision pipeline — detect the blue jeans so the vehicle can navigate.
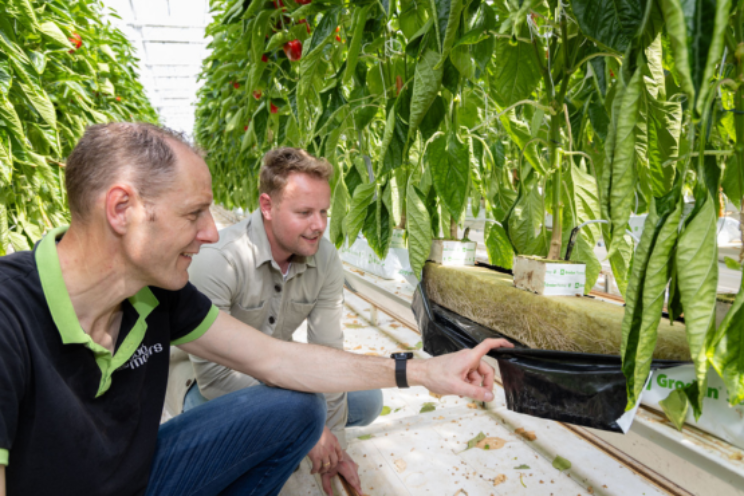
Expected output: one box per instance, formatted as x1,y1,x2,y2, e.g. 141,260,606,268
146,385,326,496
184,384,383,428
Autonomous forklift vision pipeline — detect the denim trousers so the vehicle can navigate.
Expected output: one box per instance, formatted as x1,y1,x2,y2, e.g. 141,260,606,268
184,382,384,428
145,385,326,496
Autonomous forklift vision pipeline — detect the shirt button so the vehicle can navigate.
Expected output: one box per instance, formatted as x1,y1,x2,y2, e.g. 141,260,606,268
275,284,281,292
186,379,193,387
269,316,276,324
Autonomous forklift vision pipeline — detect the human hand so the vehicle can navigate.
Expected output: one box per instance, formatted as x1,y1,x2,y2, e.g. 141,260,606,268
321,450,362,496
308,426,344,475
415,338,513,401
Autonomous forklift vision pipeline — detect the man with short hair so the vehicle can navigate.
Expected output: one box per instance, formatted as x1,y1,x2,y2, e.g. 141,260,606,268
0,122,512,496
167,148,378,494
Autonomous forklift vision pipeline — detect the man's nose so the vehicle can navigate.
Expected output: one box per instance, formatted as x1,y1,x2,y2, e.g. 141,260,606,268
311,212,326,232
198,212,220,244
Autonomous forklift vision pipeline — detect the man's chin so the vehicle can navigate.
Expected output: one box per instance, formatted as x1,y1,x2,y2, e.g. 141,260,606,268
296,242,320,258
152,272,190,291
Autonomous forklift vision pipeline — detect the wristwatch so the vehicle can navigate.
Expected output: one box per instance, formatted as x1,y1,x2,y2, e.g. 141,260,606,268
390,352,414,388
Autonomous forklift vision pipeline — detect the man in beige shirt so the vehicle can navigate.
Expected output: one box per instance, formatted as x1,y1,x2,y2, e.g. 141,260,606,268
168,148,379,494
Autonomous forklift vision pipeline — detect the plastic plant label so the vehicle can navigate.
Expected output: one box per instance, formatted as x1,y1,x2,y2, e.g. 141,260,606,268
429,240,477,266
441,241,476,265
390,229,406,249
542,264,587,296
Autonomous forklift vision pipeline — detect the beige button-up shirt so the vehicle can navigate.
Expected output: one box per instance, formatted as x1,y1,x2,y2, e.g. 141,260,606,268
169,208,348,446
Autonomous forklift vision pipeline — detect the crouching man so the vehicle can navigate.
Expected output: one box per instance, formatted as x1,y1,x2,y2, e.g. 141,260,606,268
0,123,512,496
167,148,378,494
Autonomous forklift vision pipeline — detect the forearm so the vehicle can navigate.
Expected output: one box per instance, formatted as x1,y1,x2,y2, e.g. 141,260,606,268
183,312,512,401
263,341,410,393
181,312,414,392
189,353,261,399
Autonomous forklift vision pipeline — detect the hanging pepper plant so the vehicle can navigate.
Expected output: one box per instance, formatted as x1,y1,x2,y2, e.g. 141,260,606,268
196,0,744,424
0,0,159,254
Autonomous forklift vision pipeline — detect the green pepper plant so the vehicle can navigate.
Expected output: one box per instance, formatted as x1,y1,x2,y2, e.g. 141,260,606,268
195,0,744,424
0,0,159,254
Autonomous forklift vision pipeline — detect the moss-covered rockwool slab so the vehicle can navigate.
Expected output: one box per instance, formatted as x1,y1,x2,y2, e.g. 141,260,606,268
423,263,690,360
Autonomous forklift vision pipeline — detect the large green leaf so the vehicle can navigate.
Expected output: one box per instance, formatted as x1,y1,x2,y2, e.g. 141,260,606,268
507,184,547,256
675,194,718,416
568,232,602,294
643,93,681,197
621,195,683,409
0,139,11,183
694,0,731,116
499,110,544,174
0,94,25,141
406,183,432,279
428,132,470,219
429,0,461,56
564,163,602,292
344,182,376,242
408,49,444,142
489,39,541,108
343,5,372,85
707,283,744,406
365,182,394,259
419,95,446,142
352,87,378,131
316,84,346,134
253,104,269,147
658,0,695,99
308,8,340,56
722,155,742,210
570,0,646,52
608,65,644,257
659,388,690,430
436,0,464,65
251,10,273,71
15,0,40,31
38,21,72,48
485,222,514,269
225,108,245,133
0,60,10,95
378,106,405,175
472,3,496,72
399,0,428,39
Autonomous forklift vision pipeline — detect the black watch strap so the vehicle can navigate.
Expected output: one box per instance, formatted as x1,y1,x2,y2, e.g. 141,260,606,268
390,352,413,388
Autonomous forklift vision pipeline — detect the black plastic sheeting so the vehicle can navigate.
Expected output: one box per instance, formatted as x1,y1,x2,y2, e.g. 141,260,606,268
412,284,689,432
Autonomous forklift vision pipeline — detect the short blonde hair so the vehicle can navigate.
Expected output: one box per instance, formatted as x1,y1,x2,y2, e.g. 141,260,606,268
259,147,333,199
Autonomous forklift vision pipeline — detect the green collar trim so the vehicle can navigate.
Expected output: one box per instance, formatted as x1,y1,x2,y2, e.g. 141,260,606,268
35,226,159,397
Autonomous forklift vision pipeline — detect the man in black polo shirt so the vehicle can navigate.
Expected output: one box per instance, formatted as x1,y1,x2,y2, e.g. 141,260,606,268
0,123,512,496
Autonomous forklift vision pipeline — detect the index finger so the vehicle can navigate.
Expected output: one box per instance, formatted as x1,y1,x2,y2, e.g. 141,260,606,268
474,338,513,358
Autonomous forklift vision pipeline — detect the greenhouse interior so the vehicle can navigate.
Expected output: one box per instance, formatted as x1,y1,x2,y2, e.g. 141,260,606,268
1,0,744,495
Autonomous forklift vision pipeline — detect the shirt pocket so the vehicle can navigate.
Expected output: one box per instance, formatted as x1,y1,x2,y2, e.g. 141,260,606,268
283,300,317,337
231,300,268,331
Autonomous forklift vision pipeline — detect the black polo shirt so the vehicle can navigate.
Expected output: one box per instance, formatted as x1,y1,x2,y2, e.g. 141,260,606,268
0,226,219,495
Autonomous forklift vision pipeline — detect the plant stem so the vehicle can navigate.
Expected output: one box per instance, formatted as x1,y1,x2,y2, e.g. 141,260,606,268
450,215,458,240
547,7,571,260
735,6,744,263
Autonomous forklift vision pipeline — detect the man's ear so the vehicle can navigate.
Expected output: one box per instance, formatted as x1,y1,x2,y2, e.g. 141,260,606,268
259,192,273,221
105,184,137,235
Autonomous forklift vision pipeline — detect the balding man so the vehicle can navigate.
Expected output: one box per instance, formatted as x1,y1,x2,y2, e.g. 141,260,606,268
0,123,512,496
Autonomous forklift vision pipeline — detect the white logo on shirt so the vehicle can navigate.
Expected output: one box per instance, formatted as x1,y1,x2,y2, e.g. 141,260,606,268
120,343,164,370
